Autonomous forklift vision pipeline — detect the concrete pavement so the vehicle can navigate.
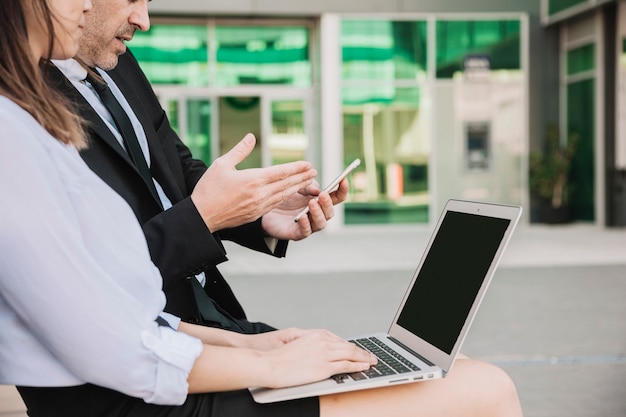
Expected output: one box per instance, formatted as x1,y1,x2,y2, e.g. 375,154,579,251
1,223,625,416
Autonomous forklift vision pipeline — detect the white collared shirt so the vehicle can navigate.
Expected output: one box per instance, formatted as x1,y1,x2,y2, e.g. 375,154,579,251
52,59,209,286
52,59,174,212
0,96,202,405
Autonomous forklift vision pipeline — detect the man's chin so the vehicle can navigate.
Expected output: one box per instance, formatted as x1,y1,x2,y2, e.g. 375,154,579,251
75,50,121,71
95,55,121,71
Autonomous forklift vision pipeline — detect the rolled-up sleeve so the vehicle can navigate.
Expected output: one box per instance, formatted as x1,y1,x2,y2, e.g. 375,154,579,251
142,327,202,404
0,100,202,405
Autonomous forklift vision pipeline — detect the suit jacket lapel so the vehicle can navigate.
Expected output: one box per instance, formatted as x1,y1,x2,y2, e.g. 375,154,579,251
48,65,134,166
48,64,170,207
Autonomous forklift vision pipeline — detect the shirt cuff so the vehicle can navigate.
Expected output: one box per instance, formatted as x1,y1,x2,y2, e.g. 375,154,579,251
141,327,203,405
158,312,182,330
264,236,278,253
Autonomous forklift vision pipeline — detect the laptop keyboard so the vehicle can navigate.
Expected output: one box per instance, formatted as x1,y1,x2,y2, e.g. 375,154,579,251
332,337,421,384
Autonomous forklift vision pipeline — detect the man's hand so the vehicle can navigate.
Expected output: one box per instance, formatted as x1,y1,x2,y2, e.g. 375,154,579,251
261,178,349,240
191,133,317,232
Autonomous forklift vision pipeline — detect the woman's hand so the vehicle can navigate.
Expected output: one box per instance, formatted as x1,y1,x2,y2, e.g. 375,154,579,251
258,330,377,389
187,327,376,393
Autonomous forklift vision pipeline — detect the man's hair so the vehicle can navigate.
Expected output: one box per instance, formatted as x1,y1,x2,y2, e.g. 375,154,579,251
0,0,86,149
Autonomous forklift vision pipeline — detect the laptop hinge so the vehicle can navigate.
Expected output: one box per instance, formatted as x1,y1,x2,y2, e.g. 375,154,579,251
388,336,435,367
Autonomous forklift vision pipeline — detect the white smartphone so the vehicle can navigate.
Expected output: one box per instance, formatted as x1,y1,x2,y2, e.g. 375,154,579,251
293,158,361,222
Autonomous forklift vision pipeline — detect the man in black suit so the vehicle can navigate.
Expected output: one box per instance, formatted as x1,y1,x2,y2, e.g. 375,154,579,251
48,0,348,332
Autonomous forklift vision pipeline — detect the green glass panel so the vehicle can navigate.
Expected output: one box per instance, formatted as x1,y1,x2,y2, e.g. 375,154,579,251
270,100,307,165
341,20,427,81
436,20,521,79
218,97,262,169
567,44,595,75
132,25,209,85
166,100,179,134
342,84,396,105
342,86,430,224
215,26,311,86
567,80,595,221
549,0,588,16
186,100,211,164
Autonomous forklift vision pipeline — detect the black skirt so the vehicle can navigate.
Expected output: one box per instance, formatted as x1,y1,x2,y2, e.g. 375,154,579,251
17,384,319,417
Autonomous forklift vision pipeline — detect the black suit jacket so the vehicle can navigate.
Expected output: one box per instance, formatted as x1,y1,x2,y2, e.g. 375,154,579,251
47,51,288,323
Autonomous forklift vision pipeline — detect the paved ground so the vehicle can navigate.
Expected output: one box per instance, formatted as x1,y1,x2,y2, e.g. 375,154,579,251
2,223,625,416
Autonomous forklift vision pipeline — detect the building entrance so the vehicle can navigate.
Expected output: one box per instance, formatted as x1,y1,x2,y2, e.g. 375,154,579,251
154,88,314,169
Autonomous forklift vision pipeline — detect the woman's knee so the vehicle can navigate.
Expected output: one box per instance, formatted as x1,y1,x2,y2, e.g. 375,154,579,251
454,359,522,416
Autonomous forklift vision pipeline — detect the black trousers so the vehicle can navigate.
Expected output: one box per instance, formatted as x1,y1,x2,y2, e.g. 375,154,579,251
17,384,319,417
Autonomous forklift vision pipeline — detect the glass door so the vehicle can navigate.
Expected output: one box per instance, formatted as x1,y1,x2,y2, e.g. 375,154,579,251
218,96,262,169
265,98,311,166
156,91,213,164
155,89,314,170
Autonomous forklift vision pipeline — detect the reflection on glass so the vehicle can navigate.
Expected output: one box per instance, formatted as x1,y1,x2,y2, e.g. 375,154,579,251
341,19,430,224
436,20,521,79
567,80,595,221
341,19,427,81
270,100,307,164
133,24,312,87
567,43,595,75
215,26,311,86
167,100,179,134
548,0,588,16
218,96,262,169
186,100,211,164
132,25,209,85
342,86,430,224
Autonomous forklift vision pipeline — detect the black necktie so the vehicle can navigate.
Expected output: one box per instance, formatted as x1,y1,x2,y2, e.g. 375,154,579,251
85,72,162,208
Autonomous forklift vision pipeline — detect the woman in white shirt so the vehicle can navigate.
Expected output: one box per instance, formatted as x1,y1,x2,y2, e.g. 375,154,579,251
0,1,523,416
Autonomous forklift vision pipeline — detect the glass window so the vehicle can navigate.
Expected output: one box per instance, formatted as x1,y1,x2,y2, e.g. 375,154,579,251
436,20,521,79
270,100,307,165
341,20,427,81
185,99,212,164
132,25,208,85
166,100,179,134
133,24,312,87
215,26,311,86
567,44,595,75
340,19,430,224
567,80,595,221
548,0,588,16
342,86,430,224
218,96,262,169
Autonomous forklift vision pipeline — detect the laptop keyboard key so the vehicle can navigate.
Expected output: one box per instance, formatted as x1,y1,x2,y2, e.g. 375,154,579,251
349,337,420,378
348,372,367,381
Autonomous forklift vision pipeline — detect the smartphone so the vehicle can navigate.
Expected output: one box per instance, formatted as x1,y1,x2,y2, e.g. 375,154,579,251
293,158,361,222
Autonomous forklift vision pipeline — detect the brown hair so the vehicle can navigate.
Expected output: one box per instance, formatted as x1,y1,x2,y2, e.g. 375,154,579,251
0,0,87,149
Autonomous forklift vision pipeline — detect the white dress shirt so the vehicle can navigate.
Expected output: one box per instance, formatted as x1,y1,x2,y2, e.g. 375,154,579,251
52,59,211,286
0,96,202,405
52,59,174,212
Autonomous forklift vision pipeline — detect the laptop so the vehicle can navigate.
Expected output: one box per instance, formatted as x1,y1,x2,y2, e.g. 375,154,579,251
249,199,522,403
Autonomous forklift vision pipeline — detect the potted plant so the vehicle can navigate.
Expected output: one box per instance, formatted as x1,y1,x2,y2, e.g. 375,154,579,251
529,126,578,224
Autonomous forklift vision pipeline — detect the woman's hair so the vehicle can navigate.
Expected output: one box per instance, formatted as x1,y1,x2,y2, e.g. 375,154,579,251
0,0,86,149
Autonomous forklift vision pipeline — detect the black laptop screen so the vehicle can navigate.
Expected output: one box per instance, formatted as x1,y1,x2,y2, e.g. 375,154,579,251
396,210,510,354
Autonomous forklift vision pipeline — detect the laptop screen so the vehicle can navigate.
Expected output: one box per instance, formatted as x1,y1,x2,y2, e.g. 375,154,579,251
396,211,510,354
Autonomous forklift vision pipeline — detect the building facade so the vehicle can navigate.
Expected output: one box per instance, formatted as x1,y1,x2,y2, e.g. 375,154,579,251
134,0,623,228
540,0,626,226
